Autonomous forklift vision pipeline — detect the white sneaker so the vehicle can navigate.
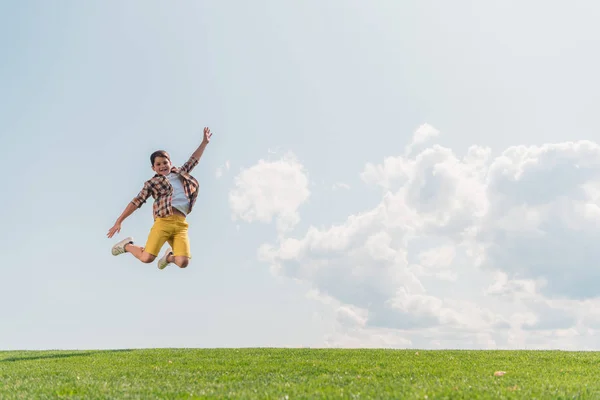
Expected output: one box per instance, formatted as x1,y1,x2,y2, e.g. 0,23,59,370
157,247,173,270
112,237,134,256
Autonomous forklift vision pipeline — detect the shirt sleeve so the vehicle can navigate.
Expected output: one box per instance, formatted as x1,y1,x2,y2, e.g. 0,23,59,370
179,155,199,174
131,181,151,208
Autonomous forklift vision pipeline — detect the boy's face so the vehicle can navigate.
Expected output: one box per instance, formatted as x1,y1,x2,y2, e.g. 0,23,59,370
152,156,172,176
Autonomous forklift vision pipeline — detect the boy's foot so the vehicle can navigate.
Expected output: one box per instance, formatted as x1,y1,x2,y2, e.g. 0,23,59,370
158,247,173,270
112,237,134,256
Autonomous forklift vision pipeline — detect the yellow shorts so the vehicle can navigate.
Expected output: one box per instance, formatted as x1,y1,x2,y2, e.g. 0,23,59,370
144,214,191,258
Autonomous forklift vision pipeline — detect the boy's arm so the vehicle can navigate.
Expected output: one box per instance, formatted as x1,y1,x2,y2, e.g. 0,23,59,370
117,202,138,222
107,202,137,238
181,127,212,174
130,181,152,210
107,183,151,238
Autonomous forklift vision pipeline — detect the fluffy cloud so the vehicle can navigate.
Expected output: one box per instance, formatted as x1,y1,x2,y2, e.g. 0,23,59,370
232,125,600,349
229,152,309,234
479,141,600,299
405,123,441,156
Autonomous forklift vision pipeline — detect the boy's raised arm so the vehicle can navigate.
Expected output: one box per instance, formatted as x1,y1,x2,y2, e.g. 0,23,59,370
182,127,212,173
191,127,212,160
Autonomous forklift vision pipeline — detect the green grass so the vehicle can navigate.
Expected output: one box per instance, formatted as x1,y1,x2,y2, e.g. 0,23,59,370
0,348,599,399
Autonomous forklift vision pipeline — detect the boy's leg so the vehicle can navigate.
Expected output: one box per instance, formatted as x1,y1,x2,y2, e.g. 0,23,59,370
167,219,191,269
112,237,156,263
167,253,190,269
143,219,170,263
125,243,156,263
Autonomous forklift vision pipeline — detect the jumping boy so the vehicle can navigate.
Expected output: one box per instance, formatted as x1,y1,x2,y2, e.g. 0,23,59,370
107,127,213,270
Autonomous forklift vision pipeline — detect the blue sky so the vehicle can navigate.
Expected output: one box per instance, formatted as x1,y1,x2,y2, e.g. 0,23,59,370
3,1,600,350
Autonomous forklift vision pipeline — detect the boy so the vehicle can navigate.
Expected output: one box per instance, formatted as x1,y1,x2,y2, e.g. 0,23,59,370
107,127,213,270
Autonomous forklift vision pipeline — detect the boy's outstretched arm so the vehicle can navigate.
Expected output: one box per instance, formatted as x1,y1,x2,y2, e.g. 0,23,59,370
107,202,137,238
191,126,212,160
107,183,151,238
181,127,213,174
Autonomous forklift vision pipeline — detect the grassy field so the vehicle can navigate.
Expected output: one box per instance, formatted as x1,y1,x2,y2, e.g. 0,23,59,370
0,348,599,399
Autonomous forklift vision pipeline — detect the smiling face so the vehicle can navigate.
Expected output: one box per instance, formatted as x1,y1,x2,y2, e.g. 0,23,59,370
151,153,172,176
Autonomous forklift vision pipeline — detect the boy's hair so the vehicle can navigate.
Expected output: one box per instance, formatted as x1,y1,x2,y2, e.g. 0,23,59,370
150,150,170,166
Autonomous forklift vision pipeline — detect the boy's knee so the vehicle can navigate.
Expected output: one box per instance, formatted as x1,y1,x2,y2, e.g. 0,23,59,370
178,258,189,268
141,253,156,263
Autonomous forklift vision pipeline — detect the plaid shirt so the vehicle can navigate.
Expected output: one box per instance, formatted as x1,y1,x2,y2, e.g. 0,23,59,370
131,156,200,219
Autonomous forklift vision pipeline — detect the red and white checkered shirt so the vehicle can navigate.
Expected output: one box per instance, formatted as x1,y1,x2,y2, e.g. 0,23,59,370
131,156,200,219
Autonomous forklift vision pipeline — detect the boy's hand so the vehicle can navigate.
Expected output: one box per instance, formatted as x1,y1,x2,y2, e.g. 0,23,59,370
202,127,212,144
190,127,213,162
107,222,121,238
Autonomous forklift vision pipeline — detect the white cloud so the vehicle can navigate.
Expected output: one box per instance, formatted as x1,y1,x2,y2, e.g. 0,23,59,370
361,155,411,190
485,271,539,300
477,141,600,299
235,124,600,349
405,123,441,156
410,245,458,281
229,152,310,234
